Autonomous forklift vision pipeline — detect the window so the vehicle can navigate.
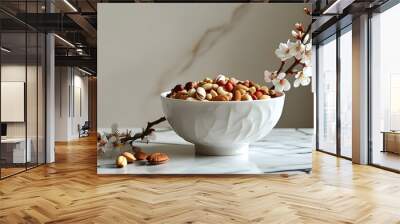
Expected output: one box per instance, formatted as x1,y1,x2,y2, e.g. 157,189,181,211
339,27,352,158
370,3,400,171
317,35,337,154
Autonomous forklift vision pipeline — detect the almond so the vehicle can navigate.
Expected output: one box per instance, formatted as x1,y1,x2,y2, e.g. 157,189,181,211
212,95,229,101
147,153,169,165
134,151,147,160
122,152,136,163
234,90,242,101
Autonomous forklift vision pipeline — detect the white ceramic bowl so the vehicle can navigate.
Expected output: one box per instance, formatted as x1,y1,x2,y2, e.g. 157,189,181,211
160,92,285,156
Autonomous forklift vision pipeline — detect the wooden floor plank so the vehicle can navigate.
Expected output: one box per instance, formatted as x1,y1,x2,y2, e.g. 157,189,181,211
0,136,400,223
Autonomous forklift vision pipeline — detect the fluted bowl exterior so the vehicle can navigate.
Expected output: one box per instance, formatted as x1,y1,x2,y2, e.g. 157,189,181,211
160,92,285,155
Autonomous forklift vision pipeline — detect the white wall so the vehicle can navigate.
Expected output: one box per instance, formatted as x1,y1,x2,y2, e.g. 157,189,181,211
55,67,89,141
98,3,313,130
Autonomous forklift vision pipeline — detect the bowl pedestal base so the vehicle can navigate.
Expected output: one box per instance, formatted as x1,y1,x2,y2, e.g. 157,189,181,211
194,143,249,156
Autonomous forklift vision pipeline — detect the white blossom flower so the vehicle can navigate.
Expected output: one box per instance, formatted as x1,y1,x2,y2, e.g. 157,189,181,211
294,67,312,88
272,72,291,92
275,40,293,61
264,70,276,83
303,34,310,43
300,42,312,66
289,40,306,60
292,30,303,39
109,135,117,144
295,23,304,32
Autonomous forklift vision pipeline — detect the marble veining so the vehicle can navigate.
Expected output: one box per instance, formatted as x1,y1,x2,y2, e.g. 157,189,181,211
157,4,250,93
97,128,313,174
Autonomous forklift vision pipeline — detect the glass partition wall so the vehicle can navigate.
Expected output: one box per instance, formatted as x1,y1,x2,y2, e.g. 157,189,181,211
316,26,353,159
0,4,46,179
370,3,400,171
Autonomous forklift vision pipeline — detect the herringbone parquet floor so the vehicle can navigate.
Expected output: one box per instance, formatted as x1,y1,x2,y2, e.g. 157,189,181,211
1,136,400,224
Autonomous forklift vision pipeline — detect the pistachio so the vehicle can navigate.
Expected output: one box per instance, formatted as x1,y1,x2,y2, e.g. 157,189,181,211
187,88,196,97
215,74,226,82
116,155,127,168
196,87,206,100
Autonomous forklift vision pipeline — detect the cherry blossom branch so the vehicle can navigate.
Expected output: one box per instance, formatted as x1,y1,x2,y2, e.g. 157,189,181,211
120,116,166,144
277,61,285,74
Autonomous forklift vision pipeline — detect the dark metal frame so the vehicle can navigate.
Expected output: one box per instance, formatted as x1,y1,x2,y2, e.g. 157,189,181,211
315,21,352,161
0,0,47,180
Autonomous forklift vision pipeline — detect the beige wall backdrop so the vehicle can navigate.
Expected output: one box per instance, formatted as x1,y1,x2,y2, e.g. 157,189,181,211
98,3,313,129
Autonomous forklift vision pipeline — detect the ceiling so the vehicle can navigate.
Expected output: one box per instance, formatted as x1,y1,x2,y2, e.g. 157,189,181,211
1,0,393,74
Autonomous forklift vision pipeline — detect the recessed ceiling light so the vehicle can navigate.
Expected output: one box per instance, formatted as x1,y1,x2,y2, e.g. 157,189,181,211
63,0,78,12
54,34,75,48
1,47,11,53
78,67,93,76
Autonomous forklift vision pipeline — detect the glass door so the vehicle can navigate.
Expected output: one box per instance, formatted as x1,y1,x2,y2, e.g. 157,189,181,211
317,35,337,155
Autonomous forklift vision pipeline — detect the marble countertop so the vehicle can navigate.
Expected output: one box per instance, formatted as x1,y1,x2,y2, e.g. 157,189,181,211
97,128,313,174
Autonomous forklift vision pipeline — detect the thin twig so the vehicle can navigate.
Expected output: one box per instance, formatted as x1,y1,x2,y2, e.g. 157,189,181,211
120,116,166,144
277,61,285,74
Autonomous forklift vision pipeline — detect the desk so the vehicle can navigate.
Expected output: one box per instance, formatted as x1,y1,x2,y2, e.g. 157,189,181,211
1,138,31,163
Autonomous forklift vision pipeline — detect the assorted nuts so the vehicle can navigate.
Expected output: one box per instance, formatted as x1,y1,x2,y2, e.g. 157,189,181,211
167,74,281,101
116,147,170,168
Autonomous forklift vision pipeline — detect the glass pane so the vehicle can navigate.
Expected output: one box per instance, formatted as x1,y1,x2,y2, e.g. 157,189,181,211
27,31,38,169
1,31,27,177
317,36,337,154
38,33,45,165
371,4,400,171
340,28,352,158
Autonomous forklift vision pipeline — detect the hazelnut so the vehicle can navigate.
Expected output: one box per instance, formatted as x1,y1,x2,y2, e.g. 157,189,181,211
173,84,184,92
134,151,147,160
122,152,136,163
175,92,188,100
255,91,264,99
206,93,213,101
116,156,127,168
147,153,169,165
225,82,234,92
184,81,194,90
